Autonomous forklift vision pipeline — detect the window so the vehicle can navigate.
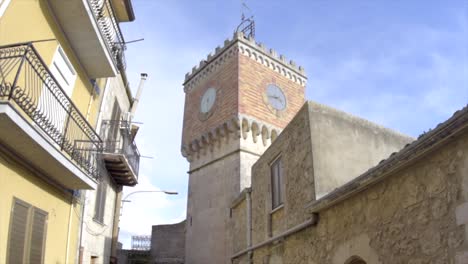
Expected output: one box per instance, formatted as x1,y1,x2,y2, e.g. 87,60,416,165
7,198,48,264
94,179,107,223
49,46,76,97
271,157,283,209
37,46,76,136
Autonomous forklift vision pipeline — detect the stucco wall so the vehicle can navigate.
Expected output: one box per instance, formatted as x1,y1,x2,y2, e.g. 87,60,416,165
307,102,413,198
0,0,102,126
151,221,186,263
81,73,132,263
96,74,132,126
80,169,118,263
0,150,80,263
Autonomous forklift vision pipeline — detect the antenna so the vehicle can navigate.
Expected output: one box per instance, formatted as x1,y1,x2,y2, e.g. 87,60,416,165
236,0,255,39
240,0,250,20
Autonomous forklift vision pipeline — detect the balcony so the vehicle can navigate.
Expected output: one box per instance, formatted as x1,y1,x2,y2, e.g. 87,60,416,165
100,120,139,186
47,0,126,77
0,43,102,189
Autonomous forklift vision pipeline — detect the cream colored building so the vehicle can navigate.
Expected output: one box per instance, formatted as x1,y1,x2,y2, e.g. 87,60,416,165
0,0,140,263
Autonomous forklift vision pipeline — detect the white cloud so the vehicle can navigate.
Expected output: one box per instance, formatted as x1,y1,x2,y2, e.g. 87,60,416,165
119,172,186,249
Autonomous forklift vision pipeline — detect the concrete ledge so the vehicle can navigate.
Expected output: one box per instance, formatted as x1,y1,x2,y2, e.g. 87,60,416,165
0,103,96,189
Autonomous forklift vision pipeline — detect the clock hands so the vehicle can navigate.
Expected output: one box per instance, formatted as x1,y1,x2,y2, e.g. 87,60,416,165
268,95,284,105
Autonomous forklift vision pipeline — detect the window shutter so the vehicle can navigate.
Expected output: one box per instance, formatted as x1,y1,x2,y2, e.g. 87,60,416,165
7,199,31,264
109,100,122,151
95,181,103,221
271,158,283,209
100,181,107,222
94,180,107,222
29,208,48,264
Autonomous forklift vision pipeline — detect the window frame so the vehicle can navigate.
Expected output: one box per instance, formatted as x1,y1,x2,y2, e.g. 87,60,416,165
270,155,283,210
6,197,48,264
49,46,77,97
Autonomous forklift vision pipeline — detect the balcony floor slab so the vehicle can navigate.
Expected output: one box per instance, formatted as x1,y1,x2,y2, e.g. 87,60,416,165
0,102,97,190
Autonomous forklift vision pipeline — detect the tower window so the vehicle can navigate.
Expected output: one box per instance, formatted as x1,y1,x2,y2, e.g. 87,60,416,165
270,156,283,209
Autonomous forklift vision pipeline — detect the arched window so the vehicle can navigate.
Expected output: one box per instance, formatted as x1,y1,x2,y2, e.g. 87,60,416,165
345,256,366,264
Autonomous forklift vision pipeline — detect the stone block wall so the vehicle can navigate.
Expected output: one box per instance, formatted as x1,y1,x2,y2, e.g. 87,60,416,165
232,102,468,263
186,150,242,264
231,197,248,254
151,221,186,264
249,103,315,244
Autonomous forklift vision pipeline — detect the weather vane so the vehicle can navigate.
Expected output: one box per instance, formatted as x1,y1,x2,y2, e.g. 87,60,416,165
236,0,255,39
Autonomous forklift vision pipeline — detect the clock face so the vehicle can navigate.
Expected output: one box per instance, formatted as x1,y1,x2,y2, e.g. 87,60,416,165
266,84,286,110
200,87,217,113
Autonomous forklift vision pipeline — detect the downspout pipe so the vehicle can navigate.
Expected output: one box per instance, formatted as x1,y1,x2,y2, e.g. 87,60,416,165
231,213,319,261
130,73,147,118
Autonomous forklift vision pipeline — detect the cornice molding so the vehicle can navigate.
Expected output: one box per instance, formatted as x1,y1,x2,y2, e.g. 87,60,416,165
181,114,282,161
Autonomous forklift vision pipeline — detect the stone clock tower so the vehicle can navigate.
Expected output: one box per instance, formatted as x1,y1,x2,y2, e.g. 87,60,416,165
181,31,307,264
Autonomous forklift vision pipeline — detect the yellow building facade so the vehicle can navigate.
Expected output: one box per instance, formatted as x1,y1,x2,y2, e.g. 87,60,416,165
0,0,137,263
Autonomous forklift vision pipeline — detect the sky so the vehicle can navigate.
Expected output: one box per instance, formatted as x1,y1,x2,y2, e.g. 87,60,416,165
117,0,468,248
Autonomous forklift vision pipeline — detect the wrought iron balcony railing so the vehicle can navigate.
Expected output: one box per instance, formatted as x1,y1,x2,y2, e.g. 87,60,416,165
87,0,127,71
101,119,140,184
0,43,102,179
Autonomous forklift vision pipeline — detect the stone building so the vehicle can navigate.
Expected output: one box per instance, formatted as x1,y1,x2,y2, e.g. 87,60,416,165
230,102,468,263
178,28,468,264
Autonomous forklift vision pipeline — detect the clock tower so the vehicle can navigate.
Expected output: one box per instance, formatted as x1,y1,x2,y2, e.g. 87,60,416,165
181,30,307,264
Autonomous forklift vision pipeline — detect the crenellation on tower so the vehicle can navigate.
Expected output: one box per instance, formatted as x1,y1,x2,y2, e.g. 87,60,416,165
183,31,307,93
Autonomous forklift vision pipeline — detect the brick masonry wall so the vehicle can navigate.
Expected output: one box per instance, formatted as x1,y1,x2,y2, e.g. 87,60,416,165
182,55,239,147
181,46,306,150
240,112,468,263
238,55,305,128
